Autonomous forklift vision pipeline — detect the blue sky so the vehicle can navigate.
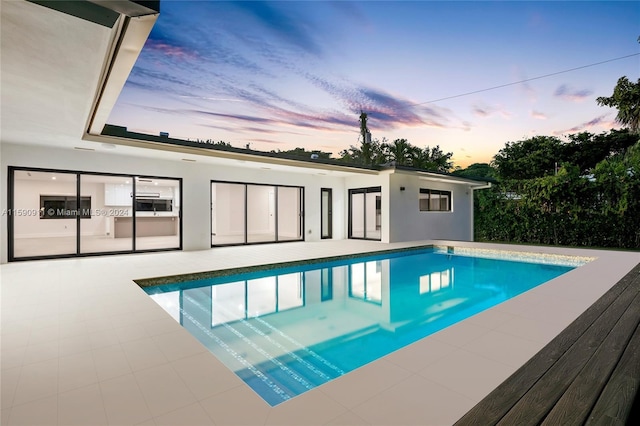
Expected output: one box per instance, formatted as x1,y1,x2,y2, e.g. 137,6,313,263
108,0,640,167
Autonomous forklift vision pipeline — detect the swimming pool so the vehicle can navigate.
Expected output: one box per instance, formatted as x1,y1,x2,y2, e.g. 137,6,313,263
143,247,585,406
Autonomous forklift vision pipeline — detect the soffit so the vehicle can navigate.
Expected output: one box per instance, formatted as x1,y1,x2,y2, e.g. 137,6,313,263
0,0,114,148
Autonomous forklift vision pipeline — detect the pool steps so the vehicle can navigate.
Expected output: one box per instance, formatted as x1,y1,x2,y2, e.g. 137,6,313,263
180,290,343,404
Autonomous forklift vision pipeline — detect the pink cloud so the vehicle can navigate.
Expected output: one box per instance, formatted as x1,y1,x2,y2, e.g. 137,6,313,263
554,84,593,102
552,114,615,135
531,110,548,120
144,39,198,60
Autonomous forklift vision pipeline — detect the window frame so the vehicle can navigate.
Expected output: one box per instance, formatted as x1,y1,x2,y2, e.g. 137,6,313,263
419,188,452,212
40,195,92,219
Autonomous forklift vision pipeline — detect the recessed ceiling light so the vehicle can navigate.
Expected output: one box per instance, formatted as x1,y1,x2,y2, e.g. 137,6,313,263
74,146,95,151
52,176,56,180
181,158,196,162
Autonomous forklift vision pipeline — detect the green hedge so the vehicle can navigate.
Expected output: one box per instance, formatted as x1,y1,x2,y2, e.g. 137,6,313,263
474,161,640,249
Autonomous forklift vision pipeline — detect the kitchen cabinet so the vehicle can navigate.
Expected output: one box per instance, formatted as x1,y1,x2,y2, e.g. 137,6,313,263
104,184,132,206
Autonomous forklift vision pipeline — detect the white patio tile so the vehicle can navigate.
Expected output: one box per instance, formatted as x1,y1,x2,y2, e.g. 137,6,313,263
58,384,108,425
134,364,198,417
57,350,99,393
319,359,412,409
153,402,214,426
351,375,474,426
200,386,271,425
100,373,153,426
418,348,517,401
6,395,57,426
12,358,59,406
170,352,244,401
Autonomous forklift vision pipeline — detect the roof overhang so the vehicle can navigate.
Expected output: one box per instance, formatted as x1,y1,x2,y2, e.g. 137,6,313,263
392,168,493,188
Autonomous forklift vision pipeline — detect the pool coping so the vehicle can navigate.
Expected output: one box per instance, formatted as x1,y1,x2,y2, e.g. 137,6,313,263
135,243,594,288
3,239,640,425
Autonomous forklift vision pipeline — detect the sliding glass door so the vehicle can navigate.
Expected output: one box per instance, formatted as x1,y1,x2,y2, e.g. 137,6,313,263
348,187,381,240
135,177,181,251
211,182,246,245
247,185,276,243
211,181,303,246
80,174,133,254
277,186,303,241
11,169,78,258
8,167,182,261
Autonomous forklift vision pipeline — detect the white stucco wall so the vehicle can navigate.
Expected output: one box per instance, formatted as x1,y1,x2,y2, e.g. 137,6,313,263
0,143,352,263
387,172,475,242
1,143,483,263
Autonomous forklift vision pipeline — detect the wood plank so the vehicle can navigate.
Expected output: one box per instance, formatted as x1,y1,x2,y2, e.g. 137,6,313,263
586,322,640,425
455,264,640,426
541,288,640,425
496,276,639,425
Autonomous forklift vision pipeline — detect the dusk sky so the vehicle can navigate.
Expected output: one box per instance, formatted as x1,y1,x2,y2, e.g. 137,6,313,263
108,1,640,167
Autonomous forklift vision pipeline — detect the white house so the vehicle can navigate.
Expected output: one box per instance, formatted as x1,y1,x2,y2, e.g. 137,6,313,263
0,0,490,263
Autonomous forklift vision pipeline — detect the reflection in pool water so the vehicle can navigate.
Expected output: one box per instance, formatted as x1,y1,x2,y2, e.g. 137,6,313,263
145,249,577,405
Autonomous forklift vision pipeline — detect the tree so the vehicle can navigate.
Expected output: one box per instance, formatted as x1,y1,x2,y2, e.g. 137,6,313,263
596,76,640,134
382,138,417,166
271,147,332,160
452,163,497,179
338,137,385,166
492,136,564,180
413,145,453,172
564,129,639,174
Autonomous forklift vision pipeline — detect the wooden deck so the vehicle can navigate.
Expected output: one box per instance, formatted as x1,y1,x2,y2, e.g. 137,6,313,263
455,262,640,426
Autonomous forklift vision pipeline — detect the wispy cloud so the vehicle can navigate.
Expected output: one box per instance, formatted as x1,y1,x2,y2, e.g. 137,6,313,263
554,84,593,102
472,103,512,119
301,71,456,129
230,1,323,56
553,114,614,134
143,39,198,60
531,110,548,119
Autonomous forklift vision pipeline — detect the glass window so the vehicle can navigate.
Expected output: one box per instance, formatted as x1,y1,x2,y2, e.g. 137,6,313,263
211,182,246,245
12,170,78,258
419,189,452,212
135,177,181,251
80,174,133,254
9,168,182,260
349,187,381,240
247,185,276,243
211,181,303,246
277,186,303,241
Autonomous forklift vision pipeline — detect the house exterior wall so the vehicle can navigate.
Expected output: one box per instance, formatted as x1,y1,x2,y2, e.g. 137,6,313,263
387,172,474,243
0,143,350,263
1,143,483,263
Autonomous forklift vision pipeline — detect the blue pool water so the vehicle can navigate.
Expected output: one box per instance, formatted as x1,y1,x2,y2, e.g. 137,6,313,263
144,247,580,405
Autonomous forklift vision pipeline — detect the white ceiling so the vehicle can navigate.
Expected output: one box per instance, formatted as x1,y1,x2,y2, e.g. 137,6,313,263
1,0,114,148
